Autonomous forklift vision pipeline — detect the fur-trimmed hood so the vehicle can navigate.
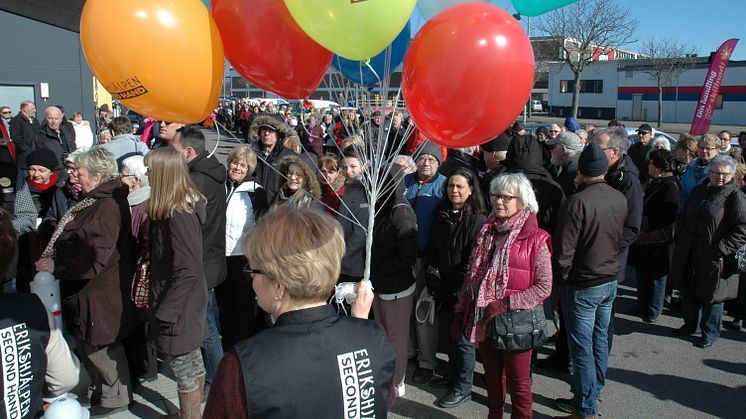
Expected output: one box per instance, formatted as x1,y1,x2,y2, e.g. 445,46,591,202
249,115,295,144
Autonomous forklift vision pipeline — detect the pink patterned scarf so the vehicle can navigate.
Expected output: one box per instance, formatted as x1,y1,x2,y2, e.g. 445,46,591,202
460,207,531,343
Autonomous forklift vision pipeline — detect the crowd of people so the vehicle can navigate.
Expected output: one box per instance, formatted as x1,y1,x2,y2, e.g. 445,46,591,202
2,96,746,419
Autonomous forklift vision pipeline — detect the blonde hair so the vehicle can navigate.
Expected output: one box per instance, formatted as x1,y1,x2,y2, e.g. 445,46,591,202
700,133,720,149
227,145,258,175
243,206,344,304
145,147,206,221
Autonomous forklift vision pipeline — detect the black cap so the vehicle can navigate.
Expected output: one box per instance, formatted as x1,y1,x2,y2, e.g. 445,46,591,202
481,133,511,152
26,147,60,170
636,123,653,133
511,121,525,133
257,123,278,132
578,142,608,177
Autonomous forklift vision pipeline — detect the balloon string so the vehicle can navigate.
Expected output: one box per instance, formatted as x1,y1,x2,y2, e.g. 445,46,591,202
364,60,381,85
209,114,220,158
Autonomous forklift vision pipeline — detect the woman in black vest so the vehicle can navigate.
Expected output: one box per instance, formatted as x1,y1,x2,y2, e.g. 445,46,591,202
203,206,395,419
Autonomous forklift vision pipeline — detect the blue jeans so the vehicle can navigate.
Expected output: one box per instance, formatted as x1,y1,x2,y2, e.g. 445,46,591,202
561,281,617,418
200,289,224,384
682,295,724,344
451,333,476,394
635,266,667,320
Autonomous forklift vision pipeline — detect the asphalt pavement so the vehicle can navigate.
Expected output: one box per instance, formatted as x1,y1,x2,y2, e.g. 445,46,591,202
95,128,746,418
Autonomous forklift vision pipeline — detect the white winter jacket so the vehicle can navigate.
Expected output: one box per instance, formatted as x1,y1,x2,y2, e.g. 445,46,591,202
225,180,262,256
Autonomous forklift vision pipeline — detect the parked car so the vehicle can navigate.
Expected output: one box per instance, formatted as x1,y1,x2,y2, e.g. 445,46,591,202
531,100,543,112
625,127,677,150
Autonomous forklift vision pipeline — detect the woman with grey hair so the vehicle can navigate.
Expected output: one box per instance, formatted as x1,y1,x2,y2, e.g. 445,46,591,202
454,172,552,418
35,147,135,416
120,154,157,381
670,154,746,348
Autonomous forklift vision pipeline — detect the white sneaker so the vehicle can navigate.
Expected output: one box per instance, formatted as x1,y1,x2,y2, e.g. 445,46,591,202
395,382,406,397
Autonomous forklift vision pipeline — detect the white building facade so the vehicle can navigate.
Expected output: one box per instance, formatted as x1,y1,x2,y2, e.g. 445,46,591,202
548,59,746,125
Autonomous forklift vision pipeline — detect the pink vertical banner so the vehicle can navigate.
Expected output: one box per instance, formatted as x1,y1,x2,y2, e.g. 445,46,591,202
689,38,739,135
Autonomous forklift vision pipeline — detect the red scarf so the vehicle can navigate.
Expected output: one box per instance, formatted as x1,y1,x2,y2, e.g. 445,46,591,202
28,171,59,192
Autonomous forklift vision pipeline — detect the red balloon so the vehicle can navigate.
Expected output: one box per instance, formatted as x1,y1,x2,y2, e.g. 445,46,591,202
211,0,332,99
403,3,535,147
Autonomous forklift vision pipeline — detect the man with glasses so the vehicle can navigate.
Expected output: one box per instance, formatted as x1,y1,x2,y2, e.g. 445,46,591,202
0,106,11,139
9,100,40,168
680,133,721,208
404,140,447,385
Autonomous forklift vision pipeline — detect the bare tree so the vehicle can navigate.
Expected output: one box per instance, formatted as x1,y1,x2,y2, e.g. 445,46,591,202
638,38,696,127
533,0,638,118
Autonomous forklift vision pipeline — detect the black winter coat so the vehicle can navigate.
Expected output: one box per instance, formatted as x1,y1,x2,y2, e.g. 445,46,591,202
188,152,227,289
36,124,76,164
9,114,41,168
553,180,627,287
669,181,746,303
629,176,679,276
425,206,485,304
371,195,418,294
149,206,208,356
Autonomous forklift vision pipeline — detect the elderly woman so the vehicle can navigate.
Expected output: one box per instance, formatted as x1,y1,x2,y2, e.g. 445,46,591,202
426,168,486,408
35,147,135,416
203,206,395,418
271,155,321,209
219,145,268,349
679,133,721,208
629,149,680,323
454,172,552,419
146,147,208,418
670,154,746,348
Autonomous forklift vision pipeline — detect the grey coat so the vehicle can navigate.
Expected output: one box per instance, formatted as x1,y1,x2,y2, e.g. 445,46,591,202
669,181,746,303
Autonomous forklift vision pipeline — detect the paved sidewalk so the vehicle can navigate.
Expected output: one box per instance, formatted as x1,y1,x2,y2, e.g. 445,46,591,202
86,280,746,418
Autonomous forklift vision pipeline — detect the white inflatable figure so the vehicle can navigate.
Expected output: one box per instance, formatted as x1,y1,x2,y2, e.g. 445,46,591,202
30,271,63,330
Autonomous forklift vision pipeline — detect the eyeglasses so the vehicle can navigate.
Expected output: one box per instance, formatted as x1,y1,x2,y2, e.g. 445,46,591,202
710,171,733,178
1,111,11,115
242,263,264,282
417,156,438,164
490,193,518,202
549,130,560,133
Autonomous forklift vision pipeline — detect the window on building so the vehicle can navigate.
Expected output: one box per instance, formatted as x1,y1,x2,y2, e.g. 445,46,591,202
559,79,604,94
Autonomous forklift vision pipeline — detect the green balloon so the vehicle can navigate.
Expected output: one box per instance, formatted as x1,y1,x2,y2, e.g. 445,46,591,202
512,0,578,17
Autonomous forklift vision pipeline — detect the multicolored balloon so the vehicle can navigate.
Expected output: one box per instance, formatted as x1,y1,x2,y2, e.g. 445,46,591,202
403,3,535,148
80,0,223,123
512,0,579,17
332,22,410,87
284,0,415,61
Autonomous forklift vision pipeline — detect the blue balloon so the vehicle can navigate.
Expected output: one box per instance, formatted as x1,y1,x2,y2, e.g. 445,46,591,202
332,21,410,87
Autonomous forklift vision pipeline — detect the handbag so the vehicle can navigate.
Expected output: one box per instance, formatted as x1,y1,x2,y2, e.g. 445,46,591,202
490,304,548,352
131,251,150,309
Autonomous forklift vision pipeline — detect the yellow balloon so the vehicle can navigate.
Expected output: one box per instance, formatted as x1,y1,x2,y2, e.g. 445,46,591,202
284,0,415,61
80,0,224,124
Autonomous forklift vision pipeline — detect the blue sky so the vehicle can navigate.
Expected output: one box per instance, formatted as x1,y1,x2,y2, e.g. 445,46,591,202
411,0,746,60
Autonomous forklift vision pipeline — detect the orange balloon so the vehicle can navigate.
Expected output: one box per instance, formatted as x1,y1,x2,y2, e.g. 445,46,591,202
80,0,223,124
